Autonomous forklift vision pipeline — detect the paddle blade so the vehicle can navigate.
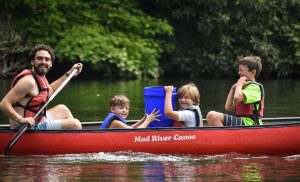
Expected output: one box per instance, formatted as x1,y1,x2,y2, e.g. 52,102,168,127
3,124,28,155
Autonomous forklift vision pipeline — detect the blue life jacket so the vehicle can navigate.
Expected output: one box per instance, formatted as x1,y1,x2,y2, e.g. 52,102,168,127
100,113,127,129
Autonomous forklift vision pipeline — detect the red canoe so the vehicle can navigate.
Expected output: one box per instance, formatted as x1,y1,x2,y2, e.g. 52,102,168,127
1,118,300,155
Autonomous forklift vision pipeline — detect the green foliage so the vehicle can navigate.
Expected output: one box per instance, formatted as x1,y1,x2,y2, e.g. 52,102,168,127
55,25,162,78
3,0,300,78
2,0,173,79
147,0,300,78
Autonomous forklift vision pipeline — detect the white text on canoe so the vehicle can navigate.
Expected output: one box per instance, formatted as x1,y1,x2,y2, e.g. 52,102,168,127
133,134,196,142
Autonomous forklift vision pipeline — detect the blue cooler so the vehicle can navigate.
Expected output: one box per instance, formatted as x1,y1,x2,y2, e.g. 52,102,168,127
144,86,177,127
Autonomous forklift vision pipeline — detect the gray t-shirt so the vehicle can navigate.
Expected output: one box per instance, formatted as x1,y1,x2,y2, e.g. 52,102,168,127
178,110,196,127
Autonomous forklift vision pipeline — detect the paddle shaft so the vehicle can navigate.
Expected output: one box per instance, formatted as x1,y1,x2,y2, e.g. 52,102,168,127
33,69,78,120
3,69,78,155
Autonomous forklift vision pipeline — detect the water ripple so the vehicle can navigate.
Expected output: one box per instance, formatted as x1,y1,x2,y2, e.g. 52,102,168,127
46,151,200,163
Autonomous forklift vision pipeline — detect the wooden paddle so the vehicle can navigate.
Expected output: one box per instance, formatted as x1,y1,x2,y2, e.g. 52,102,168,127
3,69,78,155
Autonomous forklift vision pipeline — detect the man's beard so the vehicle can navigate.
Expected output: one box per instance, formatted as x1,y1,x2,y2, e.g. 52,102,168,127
33,64,50,76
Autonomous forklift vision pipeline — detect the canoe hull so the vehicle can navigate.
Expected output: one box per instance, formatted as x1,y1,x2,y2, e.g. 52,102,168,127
1,123,300,155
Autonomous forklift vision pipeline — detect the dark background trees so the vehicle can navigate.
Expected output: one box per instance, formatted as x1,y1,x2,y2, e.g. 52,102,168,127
141,0,300,78
1,0,300,79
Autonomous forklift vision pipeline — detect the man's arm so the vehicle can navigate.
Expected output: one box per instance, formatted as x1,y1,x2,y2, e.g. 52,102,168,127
0,76,35,126
49,63,83,96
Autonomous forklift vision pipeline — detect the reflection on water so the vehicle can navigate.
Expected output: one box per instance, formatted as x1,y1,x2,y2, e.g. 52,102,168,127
1,152,300,181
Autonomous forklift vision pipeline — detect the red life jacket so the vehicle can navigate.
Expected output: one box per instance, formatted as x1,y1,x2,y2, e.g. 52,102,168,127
173,120,185,127
235,82,264,124
11,70,49,123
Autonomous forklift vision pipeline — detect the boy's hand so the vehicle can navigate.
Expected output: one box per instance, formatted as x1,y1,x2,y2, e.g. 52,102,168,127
237,76,247,86
164,86,174,94
147,108,162,122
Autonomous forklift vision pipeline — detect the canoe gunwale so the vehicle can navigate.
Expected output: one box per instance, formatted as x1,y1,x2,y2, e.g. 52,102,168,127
0,121,300,133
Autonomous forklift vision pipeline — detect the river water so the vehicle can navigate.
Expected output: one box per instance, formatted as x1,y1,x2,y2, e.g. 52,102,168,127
1,78,300,181
1,152,300,181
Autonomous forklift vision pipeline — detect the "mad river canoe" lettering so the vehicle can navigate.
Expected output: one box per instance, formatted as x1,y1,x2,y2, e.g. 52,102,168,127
133,134,196,143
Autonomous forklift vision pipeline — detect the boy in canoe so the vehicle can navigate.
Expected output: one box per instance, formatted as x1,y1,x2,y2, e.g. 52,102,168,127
0,44,83,130
164,83,203,127
100,95,161,129
206,56,264,126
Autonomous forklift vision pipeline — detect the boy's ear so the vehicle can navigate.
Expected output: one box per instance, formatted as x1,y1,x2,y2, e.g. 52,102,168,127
110,106,114,112
252,69,256,75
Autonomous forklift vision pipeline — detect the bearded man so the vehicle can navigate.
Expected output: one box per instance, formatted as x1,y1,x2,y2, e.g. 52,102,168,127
0,44,83,130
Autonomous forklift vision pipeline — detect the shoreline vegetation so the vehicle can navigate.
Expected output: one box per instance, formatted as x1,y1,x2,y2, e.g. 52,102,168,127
1,0,300,79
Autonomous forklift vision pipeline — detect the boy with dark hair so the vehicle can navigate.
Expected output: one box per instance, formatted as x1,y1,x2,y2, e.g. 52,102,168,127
206,56,264,126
